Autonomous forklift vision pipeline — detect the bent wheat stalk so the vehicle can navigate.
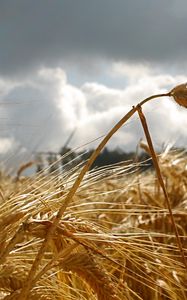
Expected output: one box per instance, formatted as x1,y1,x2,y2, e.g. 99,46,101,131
19,84,187,299
136,105,187,269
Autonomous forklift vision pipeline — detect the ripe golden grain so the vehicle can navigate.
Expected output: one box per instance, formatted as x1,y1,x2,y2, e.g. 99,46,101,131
0,152,186,299
0,212,25,230
170,83,187,108
62,252,121,300
0,263,26,292
3,289,56,300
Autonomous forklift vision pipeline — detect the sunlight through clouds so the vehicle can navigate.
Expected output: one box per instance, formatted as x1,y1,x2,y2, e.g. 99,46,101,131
0,64,187,164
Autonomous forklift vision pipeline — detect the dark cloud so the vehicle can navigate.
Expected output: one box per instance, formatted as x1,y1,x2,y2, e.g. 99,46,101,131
0,0,187,77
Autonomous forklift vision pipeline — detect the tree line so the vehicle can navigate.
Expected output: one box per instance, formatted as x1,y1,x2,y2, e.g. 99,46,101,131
36,146,151,173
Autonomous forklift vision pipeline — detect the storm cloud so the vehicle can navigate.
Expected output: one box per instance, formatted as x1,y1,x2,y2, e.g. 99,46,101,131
1,0,187,76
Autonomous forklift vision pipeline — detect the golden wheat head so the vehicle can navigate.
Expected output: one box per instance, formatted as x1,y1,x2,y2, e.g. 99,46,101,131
170,83,187,108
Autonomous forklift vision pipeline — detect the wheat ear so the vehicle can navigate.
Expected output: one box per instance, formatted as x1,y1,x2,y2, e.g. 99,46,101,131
60,252,121,300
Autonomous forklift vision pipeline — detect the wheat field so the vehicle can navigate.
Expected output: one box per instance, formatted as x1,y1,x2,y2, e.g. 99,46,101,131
0,149,186,300
0,84,187,299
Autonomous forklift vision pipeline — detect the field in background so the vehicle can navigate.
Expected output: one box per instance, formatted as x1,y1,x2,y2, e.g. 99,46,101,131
0,150,186,299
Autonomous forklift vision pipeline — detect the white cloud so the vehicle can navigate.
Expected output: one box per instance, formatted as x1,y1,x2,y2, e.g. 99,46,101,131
0,137,13,154
111,61,152,82
0,65,186,169
0,68,89,156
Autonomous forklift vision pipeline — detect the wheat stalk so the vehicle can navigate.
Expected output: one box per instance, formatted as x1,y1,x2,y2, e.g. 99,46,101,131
136,105,187,269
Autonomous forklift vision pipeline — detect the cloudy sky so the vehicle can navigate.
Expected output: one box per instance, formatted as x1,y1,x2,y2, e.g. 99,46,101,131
0,0,187,169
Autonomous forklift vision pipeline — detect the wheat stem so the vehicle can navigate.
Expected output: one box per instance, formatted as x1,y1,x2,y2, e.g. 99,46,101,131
136,105,187,270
